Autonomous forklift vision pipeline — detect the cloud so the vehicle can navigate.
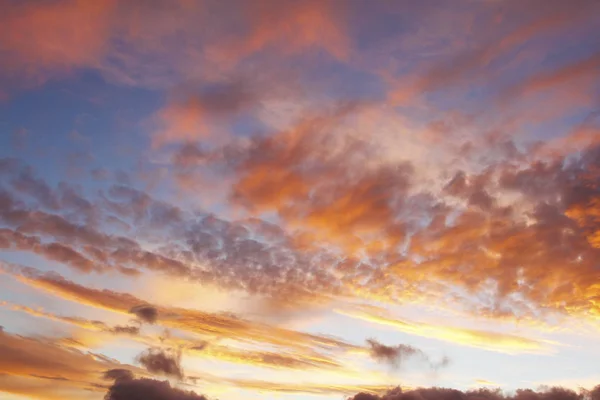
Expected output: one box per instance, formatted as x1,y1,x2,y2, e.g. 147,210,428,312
338,308,551,354
136,348,183,380
196,376,392,397
0,374,104,400
1,301,108,332
2,297,341,372
130,305,159,324
390,1,600,102
347,385,600,400
189,342,342,371
0,0,352,93
0,329,103,380
367,339,426,369
1,263,358,354
4,138,600,326
0,328,138,399
500,52,600,103
104,376,207,400
111,325,141,335
366,339,449,371
206,0,350,65
153,80,258,146
0,0,117,89
221,104,414,256
0,229,103,273
474,379,500,387
103,368,135,382
3,129,600,330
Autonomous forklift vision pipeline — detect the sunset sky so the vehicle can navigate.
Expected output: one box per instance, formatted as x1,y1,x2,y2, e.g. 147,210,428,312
1,1,600,399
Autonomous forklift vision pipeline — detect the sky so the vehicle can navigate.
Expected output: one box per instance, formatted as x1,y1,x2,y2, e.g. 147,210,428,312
0,1,600,399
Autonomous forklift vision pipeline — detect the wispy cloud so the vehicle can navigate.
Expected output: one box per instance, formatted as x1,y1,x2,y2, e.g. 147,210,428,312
337,307,554,354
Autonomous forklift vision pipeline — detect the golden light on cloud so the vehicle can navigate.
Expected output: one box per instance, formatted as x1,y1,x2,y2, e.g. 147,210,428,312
2,1,600,399
336,308,554,354
474,379,501,387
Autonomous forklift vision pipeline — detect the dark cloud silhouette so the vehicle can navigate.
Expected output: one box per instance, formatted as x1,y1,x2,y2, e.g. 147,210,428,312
101,380,600,400
111,325,141,335
130,305,159,324
348,385,600,400
104,377,207,400
367,339,421,367
366,339,448,370
103,369,135,382
136,348,183,379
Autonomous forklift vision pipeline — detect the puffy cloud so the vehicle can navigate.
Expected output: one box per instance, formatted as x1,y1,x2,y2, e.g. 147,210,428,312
221,105,415,256
367,340,415,365
4,137,600,325
136,348,183,380
0,229,103,273
103,368,135,382
104,377,207,400
365,339,449,371
130,305,159,324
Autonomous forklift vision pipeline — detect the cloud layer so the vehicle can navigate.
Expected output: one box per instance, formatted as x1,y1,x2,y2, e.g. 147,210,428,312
1,0,600,399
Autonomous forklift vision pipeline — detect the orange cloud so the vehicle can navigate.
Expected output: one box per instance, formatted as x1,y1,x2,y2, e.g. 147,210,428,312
153,81,257,146
190,343,342,371
500,52,600,103
207,0,350,65
388,1,600,103
0,0,116,86
0,374,103,400
566,198,600,249
0,0,351,93
0,328,139,400
228,105,411,256
201,376,392,397
337,307,552,354
475,379,501,387
2,263,357,353
0,301,139,336
3,299,342,372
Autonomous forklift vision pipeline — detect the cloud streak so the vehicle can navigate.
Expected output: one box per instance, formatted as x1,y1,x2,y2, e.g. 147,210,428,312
338,308,552,354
